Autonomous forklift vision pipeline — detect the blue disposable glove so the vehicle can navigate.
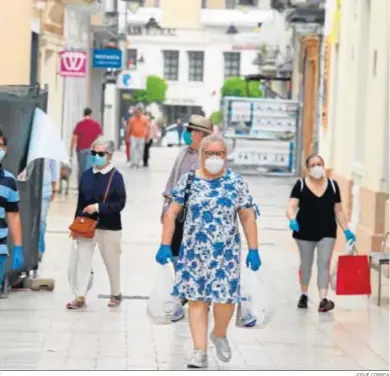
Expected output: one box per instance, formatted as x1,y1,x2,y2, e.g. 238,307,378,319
155,245,174,265
11,246,24,271
246,249,261,271
344,229,356,244
289,219,300,232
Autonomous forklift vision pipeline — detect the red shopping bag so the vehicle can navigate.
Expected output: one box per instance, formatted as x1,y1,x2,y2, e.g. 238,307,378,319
335,254,371,295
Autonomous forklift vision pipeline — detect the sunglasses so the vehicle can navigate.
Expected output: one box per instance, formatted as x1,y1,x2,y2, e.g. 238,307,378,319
90,150,107,157
204,151,225,158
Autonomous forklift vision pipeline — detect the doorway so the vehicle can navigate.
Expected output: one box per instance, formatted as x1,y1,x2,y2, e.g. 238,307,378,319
163,105,204,125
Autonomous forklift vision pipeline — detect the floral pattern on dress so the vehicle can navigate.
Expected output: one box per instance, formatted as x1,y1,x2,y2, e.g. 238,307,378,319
171,169,259,304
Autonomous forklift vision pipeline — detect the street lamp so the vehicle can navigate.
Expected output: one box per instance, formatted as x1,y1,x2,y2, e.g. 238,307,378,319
226,24,238,35
145,17,162,34
226,24,238,44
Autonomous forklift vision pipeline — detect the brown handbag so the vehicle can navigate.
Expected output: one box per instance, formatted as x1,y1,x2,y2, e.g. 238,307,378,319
69,169,115,239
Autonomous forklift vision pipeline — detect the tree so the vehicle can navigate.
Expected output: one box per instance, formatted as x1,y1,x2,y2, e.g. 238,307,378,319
144,75,168,103
209,110,222,125
132,75,168,104
221,77,264,98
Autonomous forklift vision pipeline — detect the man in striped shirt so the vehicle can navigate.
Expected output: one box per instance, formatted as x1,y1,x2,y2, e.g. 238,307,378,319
0,129,24,290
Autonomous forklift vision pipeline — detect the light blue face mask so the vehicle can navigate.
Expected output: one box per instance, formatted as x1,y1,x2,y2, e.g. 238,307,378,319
92,155,107,167
0,149,6,162
183,130,192,146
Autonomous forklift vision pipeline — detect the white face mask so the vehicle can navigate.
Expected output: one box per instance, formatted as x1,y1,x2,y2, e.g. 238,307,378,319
309,165,325,179
205,156,225,175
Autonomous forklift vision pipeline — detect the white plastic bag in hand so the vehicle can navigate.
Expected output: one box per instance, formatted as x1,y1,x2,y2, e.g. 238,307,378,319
147,263,181,325
237,269,270,329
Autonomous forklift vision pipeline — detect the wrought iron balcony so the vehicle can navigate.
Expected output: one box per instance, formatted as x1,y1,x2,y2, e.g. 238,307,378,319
271,0,325,26
271,0,324,10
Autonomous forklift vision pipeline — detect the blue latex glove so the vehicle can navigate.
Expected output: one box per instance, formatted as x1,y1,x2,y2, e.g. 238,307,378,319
11,246,24,271
246,249,261,271
289,219,300,232
155,245,173,265
344,229,356,244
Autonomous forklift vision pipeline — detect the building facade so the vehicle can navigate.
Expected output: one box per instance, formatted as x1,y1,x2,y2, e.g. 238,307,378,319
124,0,273,123
0,0,38,86
0,0,100,151
61,6,92,148
38,1,66,137
319,0,389,253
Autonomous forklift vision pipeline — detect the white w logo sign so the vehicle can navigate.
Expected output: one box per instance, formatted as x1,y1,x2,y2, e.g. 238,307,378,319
61,51,86,71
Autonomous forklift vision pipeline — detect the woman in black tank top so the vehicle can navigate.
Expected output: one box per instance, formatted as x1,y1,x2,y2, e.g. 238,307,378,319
286,154,356,312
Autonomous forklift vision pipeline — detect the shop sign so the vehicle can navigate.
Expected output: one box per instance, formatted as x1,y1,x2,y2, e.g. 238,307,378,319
59,50,87,77
164,98,198,106
117,70,146,90
92,49,122,69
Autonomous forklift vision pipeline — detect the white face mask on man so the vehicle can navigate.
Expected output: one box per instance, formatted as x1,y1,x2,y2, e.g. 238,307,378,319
309,165,325,179
205,156,225,175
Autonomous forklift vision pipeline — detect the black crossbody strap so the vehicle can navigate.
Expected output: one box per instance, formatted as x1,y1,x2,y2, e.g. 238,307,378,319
182,170,195,209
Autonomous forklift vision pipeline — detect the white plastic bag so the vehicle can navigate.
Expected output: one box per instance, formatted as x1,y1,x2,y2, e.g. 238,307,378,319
68,240,94,294
147,263,181,325
236,269,270,329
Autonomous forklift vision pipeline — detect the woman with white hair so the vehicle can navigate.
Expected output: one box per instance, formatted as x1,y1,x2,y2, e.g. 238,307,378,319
67,137,126,309
155,134,261,368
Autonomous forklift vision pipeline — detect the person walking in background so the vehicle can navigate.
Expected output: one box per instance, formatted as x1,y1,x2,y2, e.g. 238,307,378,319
143,113,158,168
162,115,212,213
124,107,133,162
156,135,261,369
176,118,184,146
286,154,356,313
127,106,148,168
0,129,24,292
67,137,126,309
38,159,58,262
70,108,102,184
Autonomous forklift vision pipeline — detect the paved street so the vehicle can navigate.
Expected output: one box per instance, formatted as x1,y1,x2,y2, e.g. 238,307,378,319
0,147,388,371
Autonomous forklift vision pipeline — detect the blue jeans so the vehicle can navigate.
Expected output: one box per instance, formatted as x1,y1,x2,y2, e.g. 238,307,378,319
38,197,51,255
0,255,7,286
77,149,93,184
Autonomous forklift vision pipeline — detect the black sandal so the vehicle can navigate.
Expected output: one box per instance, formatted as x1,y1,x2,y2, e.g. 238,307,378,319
108,294,122,307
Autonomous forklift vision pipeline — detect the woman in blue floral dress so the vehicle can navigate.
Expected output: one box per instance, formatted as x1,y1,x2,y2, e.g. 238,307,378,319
156,134,261,369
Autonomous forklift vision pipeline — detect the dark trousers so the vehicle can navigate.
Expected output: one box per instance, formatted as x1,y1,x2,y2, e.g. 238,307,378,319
178,130,183,146
143,139,153,167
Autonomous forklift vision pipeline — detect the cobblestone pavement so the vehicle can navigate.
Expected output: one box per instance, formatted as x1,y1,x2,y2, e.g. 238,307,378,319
0,147,388,371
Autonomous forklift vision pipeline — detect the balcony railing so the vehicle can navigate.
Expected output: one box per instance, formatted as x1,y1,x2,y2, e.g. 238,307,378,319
200,8,273,27
271,0,325,11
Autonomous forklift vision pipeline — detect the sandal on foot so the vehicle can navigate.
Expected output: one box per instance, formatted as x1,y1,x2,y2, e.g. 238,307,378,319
108,294,122,307
66,298,85,310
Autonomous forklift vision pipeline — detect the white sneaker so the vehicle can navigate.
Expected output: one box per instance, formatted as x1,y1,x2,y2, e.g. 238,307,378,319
210,331,232,363
187,349,208,369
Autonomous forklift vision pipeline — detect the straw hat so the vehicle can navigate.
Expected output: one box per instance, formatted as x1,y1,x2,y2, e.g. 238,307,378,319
187,115,213,134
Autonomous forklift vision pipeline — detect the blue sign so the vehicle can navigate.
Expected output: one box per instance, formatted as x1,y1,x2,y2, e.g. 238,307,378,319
92,49,122,69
